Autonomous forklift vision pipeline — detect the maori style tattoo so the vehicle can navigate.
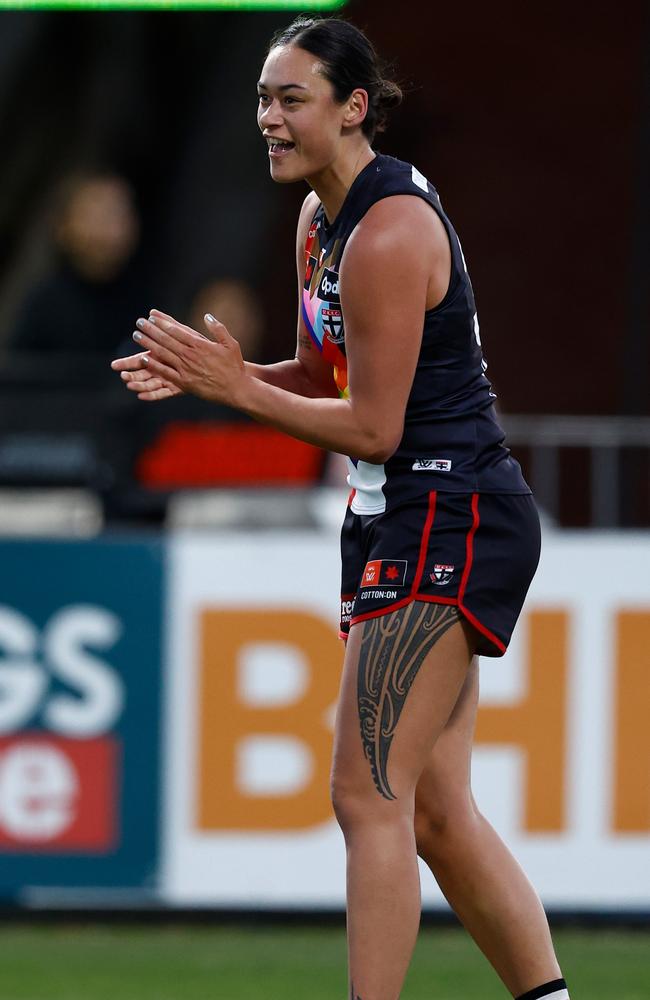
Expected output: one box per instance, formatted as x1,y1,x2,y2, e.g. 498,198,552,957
357,601,460,799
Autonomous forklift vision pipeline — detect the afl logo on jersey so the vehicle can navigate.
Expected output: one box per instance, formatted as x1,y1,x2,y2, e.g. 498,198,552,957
412,458,452,472
318,268,340,304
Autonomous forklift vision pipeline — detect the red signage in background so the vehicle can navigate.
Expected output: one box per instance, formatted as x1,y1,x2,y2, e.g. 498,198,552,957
137,423,325,487
0,735,118,852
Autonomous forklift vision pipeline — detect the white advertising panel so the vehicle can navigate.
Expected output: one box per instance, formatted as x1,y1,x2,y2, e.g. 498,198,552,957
162,528,650,909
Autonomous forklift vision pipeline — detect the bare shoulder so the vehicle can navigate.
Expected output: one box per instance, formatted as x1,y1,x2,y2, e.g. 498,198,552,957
296,190,321,246
341,196,450,312
301,189,321,216
345,195,448,261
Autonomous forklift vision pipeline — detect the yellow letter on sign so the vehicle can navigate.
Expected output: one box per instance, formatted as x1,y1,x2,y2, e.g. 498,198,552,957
197,609,341,831
474,610,568,832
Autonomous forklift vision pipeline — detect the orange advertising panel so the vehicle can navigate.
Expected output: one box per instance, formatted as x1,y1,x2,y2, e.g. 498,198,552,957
613,611,650,833
197,609,340,831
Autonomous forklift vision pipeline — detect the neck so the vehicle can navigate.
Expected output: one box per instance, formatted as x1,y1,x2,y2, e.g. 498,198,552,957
307,141,376,224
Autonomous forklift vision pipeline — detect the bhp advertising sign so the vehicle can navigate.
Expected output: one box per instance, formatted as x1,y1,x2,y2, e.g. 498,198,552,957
163,531,650,909
0,539,163,896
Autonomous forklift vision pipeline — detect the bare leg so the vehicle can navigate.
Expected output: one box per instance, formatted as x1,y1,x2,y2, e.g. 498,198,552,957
414,662,563,997
331,603,475,1000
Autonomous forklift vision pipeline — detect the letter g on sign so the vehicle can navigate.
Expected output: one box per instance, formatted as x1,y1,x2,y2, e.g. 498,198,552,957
0,607,45,734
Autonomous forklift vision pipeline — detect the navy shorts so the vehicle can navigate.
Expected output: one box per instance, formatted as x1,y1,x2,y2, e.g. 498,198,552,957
340,491,541,656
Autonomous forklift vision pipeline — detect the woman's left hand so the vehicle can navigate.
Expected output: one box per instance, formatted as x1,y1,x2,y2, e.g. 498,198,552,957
131,308,247,407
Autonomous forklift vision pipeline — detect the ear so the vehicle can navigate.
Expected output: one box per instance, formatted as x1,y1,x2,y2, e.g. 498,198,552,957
342,88,369,130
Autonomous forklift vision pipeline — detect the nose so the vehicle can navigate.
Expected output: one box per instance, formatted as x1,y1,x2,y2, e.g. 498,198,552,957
258,97,283,130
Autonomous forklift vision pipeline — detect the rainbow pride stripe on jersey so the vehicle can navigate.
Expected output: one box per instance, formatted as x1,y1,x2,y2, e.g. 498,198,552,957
301,214,349,399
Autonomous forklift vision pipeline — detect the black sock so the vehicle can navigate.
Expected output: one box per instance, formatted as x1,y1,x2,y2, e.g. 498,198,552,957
515,978,569,1000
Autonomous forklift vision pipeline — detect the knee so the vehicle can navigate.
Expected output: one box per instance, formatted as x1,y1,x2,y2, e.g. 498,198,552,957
330,766,410,835
331,786,360,835
330,769,369,833
414,790,479,859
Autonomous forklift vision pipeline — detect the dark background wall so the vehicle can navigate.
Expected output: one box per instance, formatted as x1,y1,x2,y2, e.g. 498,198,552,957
0,0,647,415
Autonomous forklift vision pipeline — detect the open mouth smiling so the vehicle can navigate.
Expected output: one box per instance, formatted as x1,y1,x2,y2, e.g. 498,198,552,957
266,137,296,157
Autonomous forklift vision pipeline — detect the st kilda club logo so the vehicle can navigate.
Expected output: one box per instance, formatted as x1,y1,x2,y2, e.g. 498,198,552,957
322,307,344,344
431,563,455,586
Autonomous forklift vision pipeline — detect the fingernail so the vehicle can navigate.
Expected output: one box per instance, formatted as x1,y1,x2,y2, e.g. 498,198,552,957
136,318,145,329
149,316,157,326
205,313,216,323
142,355,149,364
121,372,129,380
133,331,142,342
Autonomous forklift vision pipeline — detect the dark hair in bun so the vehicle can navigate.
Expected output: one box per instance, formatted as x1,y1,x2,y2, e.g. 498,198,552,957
269,17,403,142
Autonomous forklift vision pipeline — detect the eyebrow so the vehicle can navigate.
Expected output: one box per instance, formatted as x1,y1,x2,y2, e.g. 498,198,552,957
257,82,309,92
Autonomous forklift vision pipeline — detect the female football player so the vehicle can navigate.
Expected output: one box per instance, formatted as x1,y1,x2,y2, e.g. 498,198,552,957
112,17,569,1000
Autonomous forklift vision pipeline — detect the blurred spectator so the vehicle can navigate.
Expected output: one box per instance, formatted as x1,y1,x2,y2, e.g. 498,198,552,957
10,171,145,357
134,278,326,490
187,277,264,363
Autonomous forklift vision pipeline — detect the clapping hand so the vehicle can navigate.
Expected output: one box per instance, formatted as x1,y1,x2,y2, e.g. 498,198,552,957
111,309,245,405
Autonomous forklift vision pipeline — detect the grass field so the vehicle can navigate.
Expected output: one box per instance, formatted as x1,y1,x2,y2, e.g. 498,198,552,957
0,924,648,999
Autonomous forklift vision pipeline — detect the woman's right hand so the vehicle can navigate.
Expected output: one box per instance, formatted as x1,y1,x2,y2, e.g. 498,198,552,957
111,350,184,401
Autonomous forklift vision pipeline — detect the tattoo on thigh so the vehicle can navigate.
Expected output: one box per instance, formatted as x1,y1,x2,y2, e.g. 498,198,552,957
357,601,460,800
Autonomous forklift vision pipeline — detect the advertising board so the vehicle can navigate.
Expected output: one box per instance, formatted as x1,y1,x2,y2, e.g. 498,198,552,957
162,529,650,909
0,539,163,899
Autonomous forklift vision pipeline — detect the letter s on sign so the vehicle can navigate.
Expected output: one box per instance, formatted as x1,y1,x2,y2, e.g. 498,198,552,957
43,606,125,737
0,607,46,735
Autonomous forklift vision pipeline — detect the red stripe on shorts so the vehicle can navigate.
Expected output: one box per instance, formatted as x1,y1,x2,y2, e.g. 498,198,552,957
411,491,437,594
457,493,506,654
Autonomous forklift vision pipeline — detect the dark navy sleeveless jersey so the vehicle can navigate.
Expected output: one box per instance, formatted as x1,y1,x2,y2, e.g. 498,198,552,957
301,153,530,515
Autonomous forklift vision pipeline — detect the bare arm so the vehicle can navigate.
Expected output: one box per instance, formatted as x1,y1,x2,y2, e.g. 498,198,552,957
130,197,446,463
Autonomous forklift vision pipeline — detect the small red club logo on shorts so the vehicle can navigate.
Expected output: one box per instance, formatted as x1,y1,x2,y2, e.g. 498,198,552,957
361,560,408,587
431,564,455,586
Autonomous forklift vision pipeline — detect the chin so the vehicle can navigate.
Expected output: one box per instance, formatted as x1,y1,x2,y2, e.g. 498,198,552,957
269,163,306,185
271,174,303,185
